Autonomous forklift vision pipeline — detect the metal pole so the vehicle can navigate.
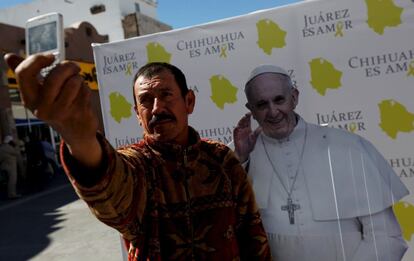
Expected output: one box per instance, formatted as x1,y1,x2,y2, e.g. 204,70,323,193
48,125,58,164
24,107,32,133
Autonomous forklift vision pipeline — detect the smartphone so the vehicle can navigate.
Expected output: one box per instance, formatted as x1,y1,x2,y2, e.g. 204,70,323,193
25,12,65,76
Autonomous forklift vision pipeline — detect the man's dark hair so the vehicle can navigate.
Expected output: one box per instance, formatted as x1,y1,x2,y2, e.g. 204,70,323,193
132,62,189,107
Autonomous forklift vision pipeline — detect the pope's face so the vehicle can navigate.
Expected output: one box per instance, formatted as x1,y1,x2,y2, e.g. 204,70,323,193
246,73,298,139
134,70,195,145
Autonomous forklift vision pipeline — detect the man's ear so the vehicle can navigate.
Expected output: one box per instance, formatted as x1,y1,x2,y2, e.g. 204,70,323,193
292,88,299,108
134,106,142,126
185,90,196,114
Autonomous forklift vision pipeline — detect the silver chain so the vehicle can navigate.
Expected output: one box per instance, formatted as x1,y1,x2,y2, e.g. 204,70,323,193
260,122,308,200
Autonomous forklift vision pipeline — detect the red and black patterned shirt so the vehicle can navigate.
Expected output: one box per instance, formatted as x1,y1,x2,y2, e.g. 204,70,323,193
62,127,271,261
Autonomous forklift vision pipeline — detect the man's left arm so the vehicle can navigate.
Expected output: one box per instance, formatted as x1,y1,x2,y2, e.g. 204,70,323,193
351,207,407,261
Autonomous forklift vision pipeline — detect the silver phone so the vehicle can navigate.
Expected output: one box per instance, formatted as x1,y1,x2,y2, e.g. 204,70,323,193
25,12,65,76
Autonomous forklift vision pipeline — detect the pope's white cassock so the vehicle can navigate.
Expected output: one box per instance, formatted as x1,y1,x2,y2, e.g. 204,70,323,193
247,117,409,261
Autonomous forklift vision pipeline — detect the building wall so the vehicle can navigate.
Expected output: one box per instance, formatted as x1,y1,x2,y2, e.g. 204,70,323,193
136,12,171,36
65,21,108,62
0,0,158,41
0,23,25,140
64,22,109,133
122,12,171,39
119,0,157,18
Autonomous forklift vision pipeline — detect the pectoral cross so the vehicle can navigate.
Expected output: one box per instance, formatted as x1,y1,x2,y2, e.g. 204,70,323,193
281,197,300,224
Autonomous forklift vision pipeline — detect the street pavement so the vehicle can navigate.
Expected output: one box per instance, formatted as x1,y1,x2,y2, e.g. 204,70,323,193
0,173,124,261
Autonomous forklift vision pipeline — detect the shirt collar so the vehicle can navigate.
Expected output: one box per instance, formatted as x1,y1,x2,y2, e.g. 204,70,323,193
144,126,201,161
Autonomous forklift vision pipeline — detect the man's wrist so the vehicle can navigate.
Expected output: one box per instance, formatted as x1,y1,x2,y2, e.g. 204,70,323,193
61,133,109,188
65,136,103,169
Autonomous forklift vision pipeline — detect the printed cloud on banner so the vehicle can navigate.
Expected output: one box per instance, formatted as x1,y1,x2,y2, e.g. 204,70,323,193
209,75,238,110
378,99,414,139
365,0,404,35
256,19,286,55
146,42,172,63
407,61,414,77
393,201,414,242
309,58,343,96
109,92,133,124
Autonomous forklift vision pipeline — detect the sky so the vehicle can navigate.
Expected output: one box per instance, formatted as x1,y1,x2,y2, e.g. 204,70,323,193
157,0,302,29
0,0,302,29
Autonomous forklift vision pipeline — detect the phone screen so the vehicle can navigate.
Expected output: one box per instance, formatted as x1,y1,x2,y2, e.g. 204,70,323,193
28,21,57,55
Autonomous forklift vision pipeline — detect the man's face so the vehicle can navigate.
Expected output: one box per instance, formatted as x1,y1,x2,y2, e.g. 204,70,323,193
246,73,298,139
134,70,195,145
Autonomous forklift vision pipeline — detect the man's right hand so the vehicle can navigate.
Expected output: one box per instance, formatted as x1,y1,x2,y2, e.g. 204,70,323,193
4,53,102,168
233,113,261,163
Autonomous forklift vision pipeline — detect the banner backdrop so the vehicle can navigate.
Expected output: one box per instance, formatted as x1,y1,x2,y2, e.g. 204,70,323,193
92,0,414,259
